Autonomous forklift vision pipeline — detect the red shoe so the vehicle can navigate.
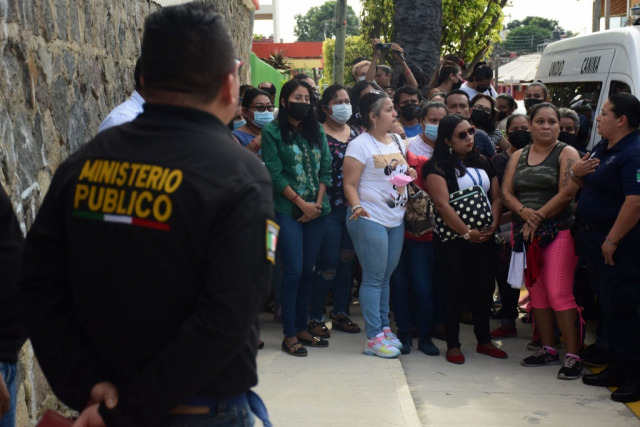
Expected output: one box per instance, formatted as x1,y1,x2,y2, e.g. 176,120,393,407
446,349,465,364
476,344,508,359
490,325,517,339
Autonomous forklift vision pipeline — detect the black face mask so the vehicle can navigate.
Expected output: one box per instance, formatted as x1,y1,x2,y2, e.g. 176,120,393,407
508,130,532,149
524,98,544,111
497,111,508,121
287,102,311,121
399,104,420,121
470,110,491,128
558,131,578,146
452,79,463,90
476,85,490,93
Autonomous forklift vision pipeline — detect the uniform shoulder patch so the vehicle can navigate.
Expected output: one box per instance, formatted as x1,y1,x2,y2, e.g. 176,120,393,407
266,219,280,265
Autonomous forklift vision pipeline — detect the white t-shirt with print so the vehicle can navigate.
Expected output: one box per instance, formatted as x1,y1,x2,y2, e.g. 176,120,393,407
407,134,434,159
345,133,408,227
460,81,498,101
455,166,492,209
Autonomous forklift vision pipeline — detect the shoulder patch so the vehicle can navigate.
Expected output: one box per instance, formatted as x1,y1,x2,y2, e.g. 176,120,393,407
266,219,280,265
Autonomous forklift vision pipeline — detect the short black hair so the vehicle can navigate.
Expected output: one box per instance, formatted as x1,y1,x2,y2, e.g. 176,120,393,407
496,93,517,111
470,62,493,82
444,89,470,104
393,85,422,106
608,93,640,129
241,88,271,108
141,3,236,102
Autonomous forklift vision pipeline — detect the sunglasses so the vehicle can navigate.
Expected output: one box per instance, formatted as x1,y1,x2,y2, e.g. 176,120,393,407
456,127,476,139
471,105,492,115
248,105,275,112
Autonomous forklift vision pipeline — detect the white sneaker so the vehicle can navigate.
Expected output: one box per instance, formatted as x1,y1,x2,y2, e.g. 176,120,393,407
383,327,403,350
363,334,400,358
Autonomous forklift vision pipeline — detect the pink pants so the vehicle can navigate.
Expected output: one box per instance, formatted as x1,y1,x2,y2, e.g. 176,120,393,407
528,229,578,311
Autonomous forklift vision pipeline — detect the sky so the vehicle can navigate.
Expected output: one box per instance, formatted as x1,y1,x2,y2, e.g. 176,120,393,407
159,0,622,42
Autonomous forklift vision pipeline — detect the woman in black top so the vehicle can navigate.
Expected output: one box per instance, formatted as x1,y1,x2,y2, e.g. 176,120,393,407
424,114,506,364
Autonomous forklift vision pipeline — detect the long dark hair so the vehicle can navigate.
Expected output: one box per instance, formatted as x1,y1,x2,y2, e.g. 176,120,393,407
348,80,380,128
470,94,497,134
317,84,348,123
277,79,322,147
424,114,490,179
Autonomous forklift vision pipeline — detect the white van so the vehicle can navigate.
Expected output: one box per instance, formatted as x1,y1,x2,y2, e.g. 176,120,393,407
535,26,640,149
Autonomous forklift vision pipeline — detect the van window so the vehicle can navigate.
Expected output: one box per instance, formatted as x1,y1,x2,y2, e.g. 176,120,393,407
609,80,632,96
546,81,602,146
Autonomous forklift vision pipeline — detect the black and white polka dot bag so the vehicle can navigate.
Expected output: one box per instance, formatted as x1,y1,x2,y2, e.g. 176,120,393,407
434,185,493,242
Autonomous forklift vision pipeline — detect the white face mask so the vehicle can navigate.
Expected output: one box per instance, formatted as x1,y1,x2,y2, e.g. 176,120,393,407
329,104,352,124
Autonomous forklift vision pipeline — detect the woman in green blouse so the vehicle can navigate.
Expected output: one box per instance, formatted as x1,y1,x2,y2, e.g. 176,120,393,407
262,79,332,357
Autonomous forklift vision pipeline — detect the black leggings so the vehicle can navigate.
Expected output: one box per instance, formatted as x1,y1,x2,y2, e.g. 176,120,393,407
434,237,498,350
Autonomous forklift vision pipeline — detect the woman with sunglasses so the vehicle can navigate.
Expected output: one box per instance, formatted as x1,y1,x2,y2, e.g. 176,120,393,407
424,114,506,364
343,90,417,358
470,94,509,152
262,79,332,357
233,88,275,154
502,103,582,380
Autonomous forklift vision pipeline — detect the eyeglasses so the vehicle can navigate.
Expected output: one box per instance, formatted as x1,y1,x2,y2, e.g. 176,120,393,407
248,104,275,112
456,127,476,139
471,105,492,114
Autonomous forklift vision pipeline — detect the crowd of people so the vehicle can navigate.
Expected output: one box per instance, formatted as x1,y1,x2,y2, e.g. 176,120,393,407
234,43,640,405
1,4,639,425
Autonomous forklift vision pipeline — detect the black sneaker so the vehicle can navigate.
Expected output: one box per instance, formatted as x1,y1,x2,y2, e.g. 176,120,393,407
558,355,583,380
526,340,542,351
581,343,611,367
521,348,561,367
398,332,412,355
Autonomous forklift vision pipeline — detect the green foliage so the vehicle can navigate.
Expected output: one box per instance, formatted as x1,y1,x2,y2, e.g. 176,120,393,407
507,16,559,32
294,1,361,42
441,0,506,72
320,35,370,88
501,25,552,54
360,0,395,42
265,49,293,72
360,0,506,73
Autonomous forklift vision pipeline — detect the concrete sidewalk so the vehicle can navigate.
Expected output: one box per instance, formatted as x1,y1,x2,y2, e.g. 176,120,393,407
255,309,639,426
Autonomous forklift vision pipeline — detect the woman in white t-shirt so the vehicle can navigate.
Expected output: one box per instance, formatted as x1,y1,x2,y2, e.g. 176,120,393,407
406,101,449,159
343,90,417,359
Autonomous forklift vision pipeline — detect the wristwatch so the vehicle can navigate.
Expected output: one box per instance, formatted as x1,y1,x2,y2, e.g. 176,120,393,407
462,232,470,240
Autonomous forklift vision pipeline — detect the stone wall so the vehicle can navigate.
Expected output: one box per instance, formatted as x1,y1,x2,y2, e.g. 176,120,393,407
0,0,255,424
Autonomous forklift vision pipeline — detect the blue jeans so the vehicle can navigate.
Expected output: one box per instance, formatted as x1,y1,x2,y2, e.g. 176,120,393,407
390,239,435,337
346,211,404,338
276,212,326,338
161,391,271,427
0,363,16,427
310,205,355,321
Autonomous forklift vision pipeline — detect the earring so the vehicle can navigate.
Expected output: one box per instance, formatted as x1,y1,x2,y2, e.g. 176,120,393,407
449,146,453,155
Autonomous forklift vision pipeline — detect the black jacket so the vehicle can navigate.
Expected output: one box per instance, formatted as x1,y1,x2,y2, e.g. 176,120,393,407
0,184,25,363
21,105,275,425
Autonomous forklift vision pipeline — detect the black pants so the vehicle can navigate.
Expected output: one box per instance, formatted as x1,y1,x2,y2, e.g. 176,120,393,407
580,225,640,366
435,237,498,350
495,241,521,325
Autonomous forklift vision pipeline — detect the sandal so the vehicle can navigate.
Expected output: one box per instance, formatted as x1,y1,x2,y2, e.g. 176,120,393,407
297,335,329,347
281,339,307,357
308,320,330,339
331,314,361,334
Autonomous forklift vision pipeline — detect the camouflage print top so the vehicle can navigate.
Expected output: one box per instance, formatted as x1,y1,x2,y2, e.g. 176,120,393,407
513,142,574,230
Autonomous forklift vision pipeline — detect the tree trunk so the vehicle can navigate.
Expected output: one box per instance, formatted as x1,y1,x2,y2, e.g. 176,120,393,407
393,0,442,94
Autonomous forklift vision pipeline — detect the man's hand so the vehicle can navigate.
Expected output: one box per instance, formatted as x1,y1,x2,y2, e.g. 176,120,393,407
0,375,10,417
73,404,105,427
74,382,119,426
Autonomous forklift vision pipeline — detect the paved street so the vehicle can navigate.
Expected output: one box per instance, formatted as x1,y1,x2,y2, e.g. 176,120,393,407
255,307,640,426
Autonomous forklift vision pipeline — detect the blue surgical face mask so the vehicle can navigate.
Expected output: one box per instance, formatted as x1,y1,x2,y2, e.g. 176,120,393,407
424,123,438,141
233,119,246,130
329,103,352,124
251,111,274,128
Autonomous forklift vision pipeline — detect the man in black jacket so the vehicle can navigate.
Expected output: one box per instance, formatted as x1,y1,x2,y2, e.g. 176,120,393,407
21,4,275,426
0,184,25,426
